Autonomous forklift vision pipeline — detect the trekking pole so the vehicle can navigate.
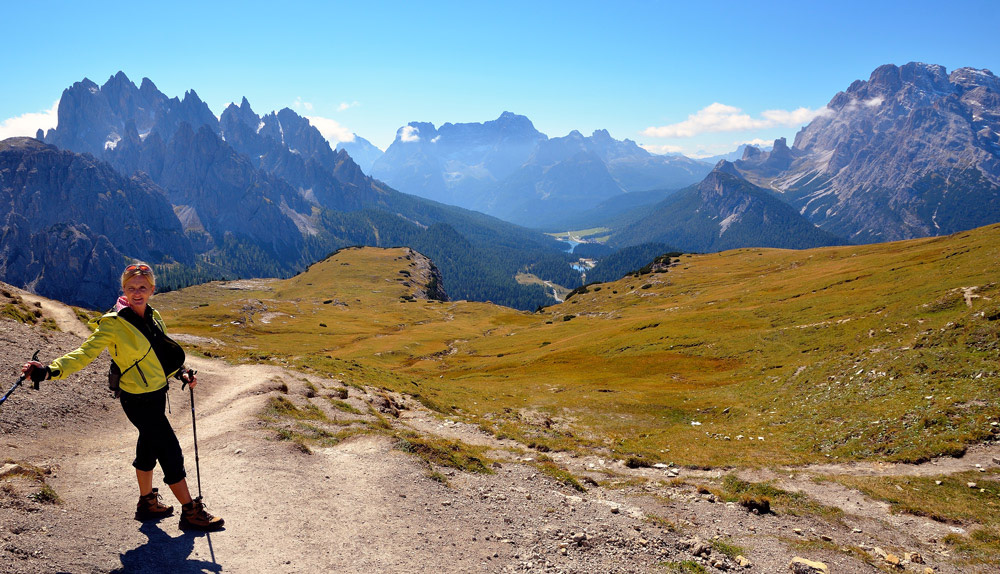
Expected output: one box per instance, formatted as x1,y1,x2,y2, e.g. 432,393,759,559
1,350,40,407
183,371,203,501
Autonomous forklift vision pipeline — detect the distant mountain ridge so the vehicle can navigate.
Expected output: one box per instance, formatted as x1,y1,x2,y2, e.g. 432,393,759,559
371,113,711,228
11,72,568,310
336,135,383,174
610,162,846,252
733,62,1000,242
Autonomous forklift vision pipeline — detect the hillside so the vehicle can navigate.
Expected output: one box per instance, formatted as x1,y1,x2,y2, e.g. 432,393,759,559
156,225,1000,469
609,166,846,252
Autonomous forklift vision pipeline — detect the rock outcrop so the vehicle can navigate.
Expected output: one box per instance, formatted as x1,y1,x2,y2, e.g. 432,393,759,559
0,137,193,307
735,62,1000,243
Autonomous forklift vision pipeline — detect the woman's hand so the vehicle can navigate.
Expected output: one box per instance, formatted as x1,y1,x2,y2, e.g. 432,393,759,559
20,361,48,382
181,369,197,389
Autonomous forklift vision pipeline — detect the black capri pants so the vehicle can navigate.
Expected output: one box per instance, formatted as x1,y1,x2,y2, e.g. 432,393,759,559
119,387,187,485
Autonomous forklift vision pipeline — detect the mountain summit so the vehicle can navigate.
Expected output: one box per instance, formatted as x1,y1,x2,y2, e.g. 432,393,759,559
610,162,844,251
735,62,1000,242
371,113,710,228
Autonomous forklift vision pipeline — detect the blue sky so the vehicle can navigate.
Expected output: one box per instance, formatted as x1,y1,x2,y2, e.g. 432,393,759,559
2,0,998,157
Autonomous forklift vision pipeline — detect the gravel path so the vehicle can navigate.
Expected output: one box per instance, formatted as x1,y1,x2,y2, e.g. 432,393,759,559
2,292,997,573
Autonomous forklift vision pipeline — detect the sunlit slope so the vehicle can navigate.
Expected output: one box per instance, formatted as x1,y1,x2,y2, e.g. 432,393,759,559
158,228,1000,467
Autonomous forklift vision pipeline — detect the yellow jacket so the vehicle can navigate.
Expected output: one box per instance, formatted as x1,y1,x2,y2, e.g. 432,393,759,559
49,308,183,395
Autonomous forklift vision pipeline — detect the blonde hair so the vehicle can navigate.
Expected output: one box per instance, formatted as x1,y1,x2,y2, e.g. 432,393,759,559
121,263,156,290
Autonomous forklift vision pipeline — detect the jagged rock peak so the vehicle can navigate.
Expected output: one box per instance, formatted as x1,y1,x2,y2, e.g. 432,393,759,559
183,89,204,103
741,145,762,161
102,70,133,89
139,77,159,95
713,160,742,177
487,111,540,134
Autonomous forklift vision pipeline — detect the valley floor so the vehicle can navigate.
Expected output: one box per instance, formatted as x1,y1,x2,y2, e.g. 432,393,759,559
1,300,997,573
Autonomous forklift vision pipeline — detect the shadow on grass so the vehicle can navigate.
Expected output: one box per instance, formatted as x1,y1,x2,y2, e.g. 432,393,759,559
111,521,222,573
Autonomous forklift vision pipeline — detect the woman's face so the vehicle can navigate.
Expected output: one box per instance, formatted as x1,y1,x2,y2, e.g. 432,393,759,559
123,275,155,310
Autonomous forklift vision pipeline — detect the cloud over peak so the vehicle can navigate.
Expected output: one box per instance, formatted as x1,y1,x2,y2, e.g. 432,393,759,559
0,101,59,140
399,125,420,143
306,116,354,144
643,103,830,138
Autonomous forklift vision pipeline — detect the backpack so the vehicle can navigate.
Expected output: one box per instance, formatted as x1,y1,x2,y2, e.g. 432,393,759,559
107,306,185,398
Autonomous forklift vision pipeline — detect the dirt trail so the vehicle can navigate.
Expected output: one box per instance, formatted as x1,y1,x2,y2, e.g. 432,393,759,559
12,287,92,339
3,296,999,573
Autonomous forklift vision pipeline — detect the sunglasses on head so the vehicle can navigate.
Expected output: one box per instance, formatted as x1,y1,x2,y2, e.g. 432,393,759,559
125,264,152,273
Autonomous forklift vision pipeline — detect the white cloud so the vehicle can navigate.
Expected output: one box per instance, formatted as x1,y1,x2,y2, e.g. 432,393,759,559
305,116,354,144
740,138,773,148
294,97,314,112
337,101,359,112
639,143,684,155
864,97,884,107
399,125,420,143
642,103,830,138
0,101,59,140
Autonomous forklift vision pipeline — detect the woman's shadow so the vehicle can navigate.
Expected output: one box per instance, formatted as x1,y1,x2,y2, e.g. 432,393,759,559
111,521,223,573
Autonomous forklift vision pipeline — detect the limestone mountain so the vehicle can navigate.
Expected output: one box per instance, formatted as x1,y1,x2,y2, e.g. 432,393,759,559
45,71,219,155
487,129,711,228
0,137,193,306
28,72,567,310
371,113,710,228
609,162,845,252
734,62,1000,243
371,112,548,211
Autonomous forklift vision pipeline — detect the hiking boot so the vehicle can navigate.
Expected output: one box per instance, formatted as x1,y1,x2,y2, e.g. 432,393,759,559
135,488,174,521
179,498,225,531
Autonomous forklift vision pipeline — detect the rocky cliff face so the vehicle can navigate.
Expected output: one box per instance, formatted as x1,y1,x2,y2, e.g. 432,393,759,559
219,101,383,212
45,72,217,156
43,73,311,268
736,62,1000,242
0,137,193,307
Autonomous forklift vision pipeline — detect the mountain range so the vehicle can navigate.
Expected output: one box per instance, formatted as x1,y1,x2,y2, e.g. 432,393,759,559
4,62,1000,308
8,72,567,309
370,62,1000,250
732,62,1000,243
370,113,712,228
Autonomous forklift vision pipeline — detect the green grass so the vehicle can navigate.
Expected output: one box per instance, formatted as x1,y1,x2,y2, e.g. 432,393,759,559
0,295,57,330
825,470,1000,564
30,483,61,504
661,561,708,573
707,474,844,521
531,455,586,492
710,538,746,560
155,226,1000,469
394,434,494,475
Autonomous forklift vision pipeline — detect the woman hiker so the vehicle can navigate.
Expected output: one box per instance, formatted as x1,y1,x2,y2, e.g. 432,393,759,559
21,263,224,531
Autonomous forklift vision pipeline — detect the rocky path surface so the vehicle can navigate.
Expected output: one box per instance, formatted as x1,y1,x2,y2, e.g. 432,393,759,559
1,297,998,573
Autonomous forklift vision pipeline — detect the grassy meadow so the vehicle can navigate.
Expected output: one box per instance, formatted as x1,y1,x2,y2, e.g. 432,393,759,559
156,226,1000,468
